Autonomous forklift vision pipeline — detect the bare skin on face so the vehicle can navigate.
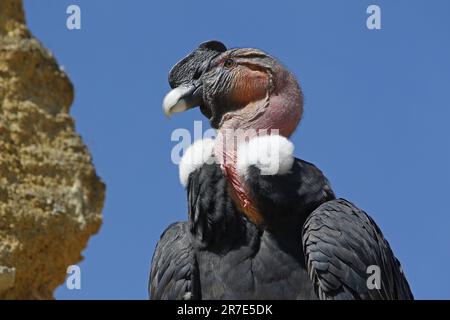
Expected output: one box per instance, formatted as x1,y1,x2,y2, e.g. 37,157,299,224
231,67,269,106
214,60,301,226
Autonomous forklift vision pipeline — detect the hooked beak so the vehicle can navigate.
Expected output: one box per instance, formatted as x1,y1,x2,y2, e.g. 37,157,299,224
162,40,226,118
162,82,203,117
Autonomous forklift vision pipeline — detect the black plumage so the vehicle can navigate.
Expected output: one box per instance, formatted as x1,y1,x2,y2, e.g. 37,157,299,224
303,199,413,300
151,41,413,300
149,159,413,299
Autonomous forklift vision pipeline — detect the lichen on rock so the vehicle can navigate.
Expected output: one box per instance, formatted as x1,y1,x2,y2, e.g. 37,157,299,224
0,0,105,299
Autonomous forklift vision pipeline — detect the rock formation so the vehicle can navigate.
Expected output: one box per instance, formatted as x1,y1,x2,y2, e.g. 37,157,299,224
0,0,105,299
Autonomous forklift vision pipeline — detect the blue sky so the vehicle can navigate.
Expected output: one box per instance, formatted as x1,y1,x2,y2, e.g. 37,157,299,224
23,0,450,299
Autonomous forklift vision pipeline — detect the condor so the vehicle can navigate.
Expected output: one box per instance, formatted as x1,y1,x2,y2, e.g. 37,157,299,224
149,41,413,300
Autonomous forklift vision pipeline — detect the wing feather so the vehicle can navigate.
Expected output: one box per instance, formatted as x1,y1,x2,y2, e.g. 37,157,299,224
302,198,413,300
149,222,199,300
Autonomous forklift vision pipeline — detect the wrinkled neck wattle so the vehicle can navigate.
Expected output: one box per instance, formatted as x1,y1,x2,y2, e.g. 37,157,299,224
214,132,262,225
213,80,301,225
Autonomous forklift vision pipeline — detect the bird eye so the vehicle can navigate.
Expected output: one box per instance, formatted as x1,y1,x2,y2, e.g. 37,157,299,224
224,58,235,68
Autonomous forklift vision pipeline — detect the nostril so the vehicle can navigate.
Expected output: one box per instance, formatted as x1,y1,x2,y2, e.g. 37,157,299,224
193,68,202,81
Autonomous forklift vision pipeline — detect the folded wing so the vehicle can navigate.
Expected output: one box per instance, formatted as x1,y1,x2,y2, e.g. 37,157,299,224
302,199,413,300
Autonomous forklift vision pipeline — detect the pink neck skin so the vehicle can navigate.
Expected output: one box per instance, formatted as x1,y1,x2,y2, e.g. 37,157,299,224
213,74,302,225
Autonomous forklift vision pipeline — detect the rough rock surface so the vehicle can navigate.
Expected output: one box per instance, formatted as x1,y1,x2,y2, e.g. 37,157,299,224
0,0,105,299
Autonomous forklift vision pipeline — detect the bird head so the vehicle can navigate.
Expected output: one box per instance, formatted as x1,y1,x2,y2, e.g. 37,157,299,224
163,41,303,137
164,41,303,225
